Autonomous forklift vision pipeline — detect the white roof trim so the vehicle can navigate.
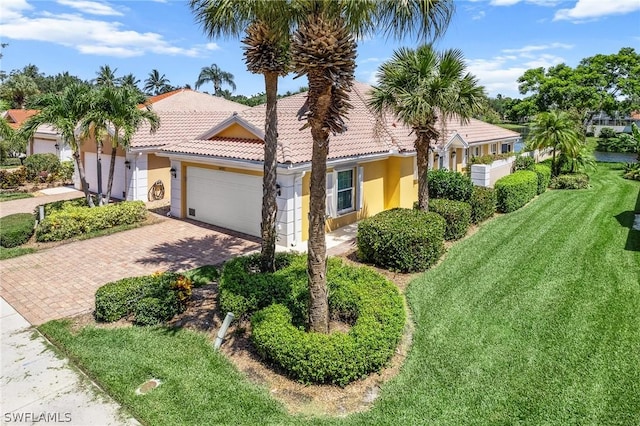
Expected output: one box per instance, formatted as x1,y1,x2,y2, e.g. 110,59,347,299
196,113,265,140
442,133,469,150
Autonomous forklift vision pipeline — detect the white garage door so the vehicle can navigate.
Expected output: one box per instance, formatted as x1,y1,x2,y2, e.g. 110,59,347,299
32,139,57,156
84,154,127,200
186,167,261,237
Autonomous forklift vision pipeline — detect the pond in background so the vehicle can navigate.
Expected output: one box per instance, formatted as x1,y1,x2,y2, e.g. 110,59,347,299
594,152,638,163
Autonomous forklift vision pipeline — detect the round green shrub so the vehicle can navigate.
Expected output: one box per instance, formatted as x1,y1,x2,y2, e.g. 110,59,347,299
0,167,27,189
494,170,538,213
469,186,497,224
357,208,445,272
134,296,176,326
429,198,471,240
533,164,551,194
250,257,405,386
23,153,60,181
513,155,535,171
0,213,35,248
427,169,474,202
549,173,590,189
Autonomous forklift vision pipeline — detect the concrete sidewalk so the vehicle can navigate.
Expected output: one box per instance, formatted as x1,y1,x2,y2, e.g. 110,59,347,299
1,297,138,426
0,187,84,218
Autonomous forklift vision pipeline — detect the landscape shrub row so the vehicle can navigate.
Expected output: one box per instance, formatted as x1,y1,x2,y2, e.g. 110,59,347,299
0,213,35,248
248,256,405,386
95,272,193,325
427,199,471,241
494,170,538,213
357,208,445,272
36,200,147,242
469,186,497,224
427,169,473,202
549,173,590,189
0,157,73,189
0,168,27,189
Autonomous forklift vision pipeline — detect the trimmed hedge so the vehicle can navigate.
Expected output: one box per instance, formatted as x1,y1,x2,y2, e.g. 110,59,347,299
427,169,474,202
357,208,446,272
248,256,405,386
0,213,35,248
0,167,27,189
428,198,471,240
533,164,551,194
24,153,60,181
36,201,147,242
469,186,497,224
494,170,538,213
95,272,192,324
513,155,535,171
550,173,590,189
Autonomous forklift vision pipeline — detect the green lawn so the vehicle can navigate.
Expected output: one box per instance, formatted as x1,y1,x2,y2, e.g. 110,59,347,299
39,163,640,425
0,192,34,202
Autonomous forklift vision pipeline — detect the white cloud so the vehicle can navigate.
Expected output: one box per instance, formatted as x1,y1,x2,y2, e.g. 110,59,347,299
490,0,521,5
554,0,640,21
0,0,207,58
360,57,382,64
472,10,486,20
489,0,562,5
56,0,123,16
502,42,573,54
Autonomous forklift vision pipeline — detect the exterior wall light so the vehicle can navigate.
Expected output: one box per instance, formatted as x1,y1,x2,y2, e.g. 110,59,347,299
170,167,177,178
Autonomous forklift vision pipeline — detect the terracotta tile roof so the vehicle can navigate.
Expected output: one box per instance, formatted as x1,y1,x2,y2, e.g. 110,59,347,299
2,109,39,129
162,81,520,165
142,89,251,113
131,111,232,148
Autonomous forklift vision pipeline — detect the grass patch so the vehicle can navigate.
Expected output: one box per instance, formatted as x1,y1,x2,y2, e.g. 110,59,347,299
37,164,640,424
0,192,34,202
0,246,36,259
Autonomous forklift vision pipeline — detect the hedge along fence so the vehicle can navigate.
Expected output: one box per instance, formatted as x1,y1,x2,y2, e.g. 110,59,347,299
95,272,193,326
494,170,538,213
533,164,551,194
357,208,446,272
469,186,497,224
247,255,405,386
36,201,147,242
427,199,471,241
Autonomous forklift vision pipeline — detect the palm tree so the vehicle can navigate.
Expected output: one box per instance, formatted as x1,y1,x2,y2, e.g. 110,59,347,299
195,63,236,96
95,65,119,87
0,73,39,108
368,44,485,211
527,110,581,176
21,84,95,206
82,85,160,205
190,0,292,273
143,69,172,96
291,0,454,333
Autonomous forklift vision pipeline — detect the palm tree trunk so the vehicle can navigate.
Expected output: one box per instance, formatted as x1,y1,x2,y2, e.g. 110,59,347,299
260,72,279,272
416,134,430,211
96,141,104,206
307,75,332,334
552,147,557,176
105,145,117,204
73,149,94,208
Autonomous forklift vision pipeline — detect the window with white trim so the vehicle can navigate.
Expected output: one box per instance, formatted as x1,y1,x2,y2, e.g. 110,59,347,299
490,143,497,154
474,146,480,157
501,143,511,154
336,169,354,213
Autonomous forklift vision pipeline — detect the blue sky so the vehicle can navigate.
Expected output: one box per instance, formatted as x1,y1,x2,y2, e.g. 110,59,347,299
1,0,639,99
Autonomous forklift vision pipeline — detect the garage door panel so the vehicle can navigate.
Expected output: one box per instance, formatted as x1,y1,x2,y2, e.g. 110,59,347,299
186,167,261,237
85,155,126,199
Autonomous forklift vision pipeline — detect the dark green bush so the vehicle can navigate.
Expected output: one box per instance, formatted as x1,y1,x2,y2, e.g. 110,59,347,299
0,167,27,189
427,169,474,202
598,127,616,139
428,198,471,240
549,173,590,189
24,153,60,181
513,155,535,171
183,265,219,287
469,186,497,224
533,164,551,194
0,213,35,248
494,170,538,213
36,201,147,242
357,208,445,272
57,161,74,181
250,256,405,386
219,253,307,322
95,272,191,323
596,134,637,153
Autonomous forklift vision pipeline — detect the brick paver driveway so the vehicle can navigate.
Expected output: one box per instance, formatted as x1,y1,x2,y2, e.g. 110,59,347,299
0,216,259,325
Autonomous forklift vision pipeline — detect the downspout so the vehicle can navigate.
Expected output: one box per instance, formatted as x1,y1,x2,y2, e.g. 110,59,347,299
293,171,307,247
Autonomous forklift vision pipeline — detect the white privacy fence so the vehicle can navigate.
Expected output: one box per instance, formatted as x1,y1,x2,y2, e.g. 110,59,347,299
470,149,553,188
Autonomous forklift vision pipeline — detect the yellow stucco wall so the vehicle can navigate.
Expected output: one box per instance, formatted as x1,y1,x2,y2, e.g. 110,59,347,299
147,154,171,201
81,134,127,156
179,162,263,219
301,157,417,241
215,123,260,140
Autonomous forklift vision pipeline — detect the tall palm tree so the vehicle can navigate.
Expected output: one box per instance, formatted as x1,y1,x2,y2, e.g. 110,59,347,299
190,0,292,273
82,85,160,205
21,84,95,206
369,44,485,211
143,69,172,96
195,63,236,96
95,65,119,87
527,110,581,176
0,73,39,108
291,0,454,333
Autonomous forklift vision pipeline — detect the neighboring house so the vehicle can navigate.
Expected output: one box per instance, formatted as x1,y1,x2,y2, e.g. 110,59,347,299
2,110,67,160
157,82,520,247
589,111,640,135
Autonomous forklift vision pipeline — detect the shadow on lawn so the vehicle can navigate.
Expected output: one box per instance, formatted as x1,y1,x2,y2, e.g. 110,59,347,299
135,218,260,271
615,186,640,252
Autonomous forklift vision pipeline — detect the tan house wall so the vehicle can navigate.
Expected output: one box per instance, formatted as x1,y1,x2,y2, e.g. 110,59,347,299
216,123,260,140
147,154,171,201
